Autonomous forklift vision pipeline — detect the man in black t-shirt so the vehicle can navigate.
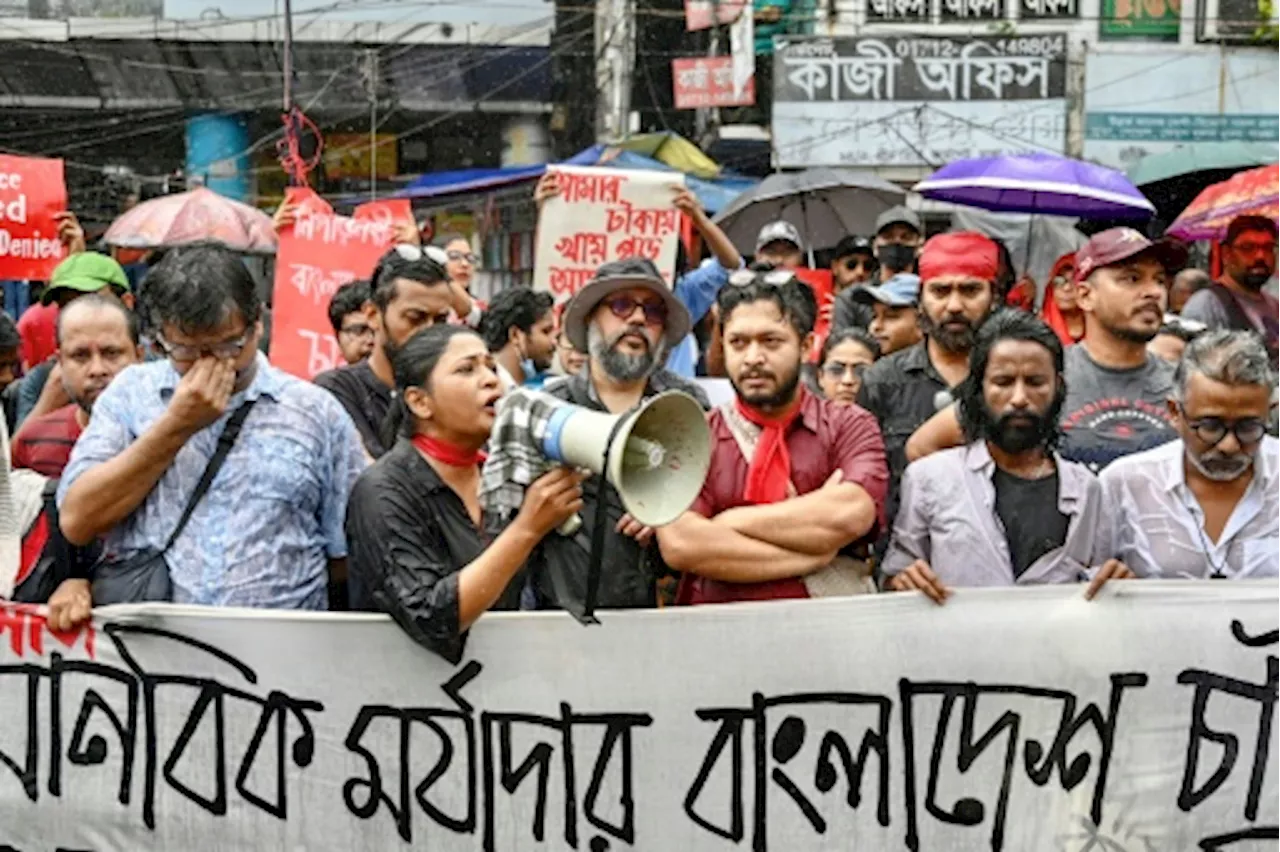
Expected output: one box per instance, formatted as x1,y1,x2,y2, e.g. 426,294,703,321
315,247,458,458
883,312,1131,601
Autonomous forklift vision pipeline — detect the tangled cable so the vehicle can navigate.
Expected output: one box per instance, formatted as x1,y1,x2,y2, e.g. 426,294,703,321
276,106,324,187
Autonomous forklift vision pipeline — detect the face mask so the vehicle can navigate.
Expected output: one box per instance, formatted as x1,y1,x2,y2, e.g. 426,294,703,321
520,358,538,380
877,243,916,271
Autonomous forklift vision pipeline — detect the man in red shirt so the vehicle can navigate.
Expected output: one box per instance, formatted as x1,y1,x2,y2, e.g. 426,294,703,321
12,294,142,477
658,270,889,603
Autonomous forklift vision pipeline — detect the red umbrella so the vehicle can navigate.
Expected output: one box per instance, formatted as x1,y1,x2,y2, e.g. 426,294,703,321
104,186,277,255
1167,163,1279,242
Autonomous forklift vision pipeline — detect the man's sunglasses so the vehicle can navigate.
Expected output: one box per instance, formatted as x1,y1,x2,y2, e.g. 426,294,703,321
603,295,668,325
842,256,877,272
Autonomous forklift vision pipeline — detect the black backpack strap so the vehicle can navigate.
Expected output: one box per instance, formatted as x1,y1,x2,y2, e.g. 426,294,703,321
1208,284,1254,332
161,399,259,553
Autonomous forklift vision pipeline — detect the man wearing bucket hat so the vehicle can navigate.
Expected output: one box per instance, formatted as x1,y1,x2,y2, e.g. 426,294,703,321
519,257,709,615
14,253,137,430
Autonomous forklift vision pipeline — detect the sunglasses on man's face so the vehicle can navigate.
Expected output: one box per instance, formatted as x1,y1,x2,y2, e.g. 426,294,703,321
842,256,876,272
604,295,668,326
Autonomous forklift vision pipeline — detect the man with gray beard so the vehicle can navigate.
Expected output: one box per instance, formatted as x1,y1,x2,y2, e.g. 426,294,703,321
522,258,709,615
1102,330,1277,579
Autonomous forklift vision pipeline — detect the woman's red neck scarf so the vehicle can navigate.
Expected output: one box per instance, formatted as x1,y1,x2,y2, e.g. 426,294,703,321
412,434,487,467
735,388,806,504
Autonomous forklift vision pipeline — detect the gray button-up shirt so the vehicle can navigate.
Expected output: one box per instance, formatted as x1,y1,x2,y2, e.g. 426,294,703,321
1100,436,1279,579
883,442,1115,586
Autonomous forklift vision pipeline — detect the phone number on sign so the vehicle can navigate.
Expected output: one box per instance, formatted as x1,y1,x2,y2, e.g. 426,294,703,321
893,35,1066,59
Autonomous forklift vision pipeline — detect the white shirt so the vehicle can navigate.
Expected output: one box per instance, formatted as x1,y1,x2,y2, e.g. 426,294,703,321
1100,437,1279,579
496,363,519,394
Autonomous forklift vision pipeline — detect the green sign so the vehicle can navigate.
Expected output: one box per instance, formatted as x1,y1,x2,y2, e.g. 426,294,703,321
1085,112,1280,142
1099,0,1180,39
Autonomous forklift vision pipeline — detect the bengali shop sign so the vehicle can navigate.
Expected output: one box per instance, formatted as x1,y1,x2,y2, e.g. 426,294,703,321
269,188,413,379
673,57,756,109
772,35,1068,168
534,166,684,304
1,583,1276,851
0,154,67,281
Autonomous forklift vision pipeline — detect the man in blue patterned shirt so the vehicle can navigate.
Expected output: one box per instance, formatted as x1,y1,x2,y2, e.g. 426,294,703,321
51,243,366,625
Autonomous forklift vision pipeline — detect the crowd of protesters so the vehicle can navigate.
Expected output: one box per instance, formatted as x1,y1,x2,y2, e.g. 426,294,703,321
1,174,1275,663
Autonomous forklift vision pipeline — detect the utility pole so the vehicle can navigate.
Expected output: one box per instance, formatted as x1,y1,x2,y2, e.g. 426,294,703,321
594,0,635,143
282,0,294,111
363,49,379,200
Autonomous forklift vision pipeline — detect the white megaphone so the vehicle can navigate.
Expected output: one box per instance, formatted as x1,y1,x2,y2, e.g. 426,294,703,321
541,390,712,528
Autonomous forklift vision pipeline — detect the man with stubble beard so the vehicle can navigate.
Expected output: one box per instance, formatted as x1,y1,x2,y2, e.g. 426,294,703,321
1182,215,1278,366
1058,228,1189,472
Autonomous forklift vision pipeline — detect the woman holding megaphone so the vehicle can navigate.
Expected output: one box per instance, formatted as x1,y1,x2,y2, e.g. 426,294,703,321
345,324,587,663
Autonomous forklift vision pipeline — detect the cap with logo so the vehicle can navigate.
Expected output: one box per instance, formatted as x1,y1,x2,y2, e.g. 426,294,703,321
833,235,874,259
850,273,921,308
41,253,131,306
1074,227,1189,283
874,206,922,237
755,220,805,253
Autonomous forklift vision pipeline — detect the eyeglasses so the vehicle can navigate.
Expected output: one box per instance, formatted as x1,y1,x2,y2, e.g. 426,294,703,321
843,257,876,272
603,295,668,326
1178,404,1267,447
446,249,479,265
339,323,374,339
156,331,251,362
821,361,868,380
393,243,450,266
728,269,797,288
1228,240,1277,256
1051,275,1076,289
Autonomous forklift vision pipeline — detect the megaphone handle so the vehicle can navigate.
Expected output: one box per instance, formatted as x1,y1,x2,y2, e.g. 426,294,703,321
575,414,631,626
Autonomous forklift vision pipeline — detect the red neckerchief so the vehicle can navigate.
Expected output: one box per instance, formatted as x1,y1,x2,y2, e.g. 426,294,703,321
735,389,805,504
412,434,487,467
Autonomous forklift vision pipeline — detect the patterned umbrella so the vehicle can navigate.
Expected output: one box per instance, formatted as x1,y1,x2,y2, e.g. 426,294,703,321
913,152,1155,219
104,186,278,255
1166,163,1279,242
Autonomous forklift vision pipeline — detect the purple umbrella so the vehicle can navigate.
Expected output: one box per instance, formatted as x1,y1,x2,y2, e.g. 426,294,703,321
913,153,1155,220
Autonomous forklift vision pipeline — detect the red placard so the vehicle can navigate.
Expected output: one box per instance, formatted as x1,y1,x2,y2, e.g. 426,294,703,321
269,188,413,379
672,57,756,110
0,154,67,281
791,267,834,362
684,0,746,30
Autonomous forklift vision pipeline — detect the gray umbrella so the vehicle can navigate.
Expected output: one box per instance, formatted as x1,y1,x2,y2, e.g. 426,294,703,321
711,167,906,257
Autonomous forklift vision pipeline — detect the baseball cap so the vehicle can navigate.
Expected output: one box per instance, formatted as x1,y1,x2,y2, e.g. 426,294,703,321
874,206,922,236
41,253,131,305
755,220,804,253
1074,227,1189,283
850,273,920,308
833,235,874,259
1224,215,1278,246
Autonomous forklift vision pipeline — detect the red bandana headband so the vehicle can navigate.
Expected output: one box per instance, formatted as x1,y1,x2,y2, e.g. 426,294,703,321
917,231,1000,284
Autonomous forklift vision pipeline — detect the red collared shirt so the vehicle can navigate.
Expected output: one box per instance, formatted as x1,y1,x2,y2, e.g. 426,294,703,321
684,389,889,604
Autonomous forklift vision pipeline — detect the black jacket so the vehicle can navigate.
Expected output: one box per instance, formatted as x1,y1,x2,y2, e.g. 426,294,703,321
524,370,709,618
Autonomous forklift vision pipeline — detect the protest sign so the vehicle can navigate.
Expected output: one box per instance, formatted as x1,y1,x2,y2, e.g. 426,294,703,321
269,188,413,379
0,154,66,281
672,57,756,109
534,166,684,305
2,582,1276,851
792,267,833,360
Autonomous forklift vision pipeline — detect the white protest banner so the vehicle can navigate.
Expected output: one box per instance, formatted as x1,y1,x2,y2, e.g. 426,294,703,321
2,582,1276,850
534,166,684,305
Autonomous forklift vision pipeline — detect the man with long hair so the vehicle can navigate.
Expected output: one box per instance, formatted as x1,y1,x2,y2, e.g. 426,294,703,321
883,311,1131,602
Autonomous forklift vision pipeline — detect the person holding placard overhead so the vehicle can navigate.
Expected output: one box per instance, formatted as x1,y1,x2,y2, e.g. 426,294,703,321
534,171,742,379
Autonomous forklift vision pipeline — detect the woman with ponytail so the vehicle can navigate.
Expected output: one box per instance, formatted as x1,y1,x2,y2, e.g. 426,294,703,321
346,324,585,662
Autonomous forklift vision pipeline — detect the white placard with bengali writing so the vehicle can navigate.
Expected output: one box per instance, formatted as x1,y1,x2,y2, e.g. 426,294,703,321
533,166,684,305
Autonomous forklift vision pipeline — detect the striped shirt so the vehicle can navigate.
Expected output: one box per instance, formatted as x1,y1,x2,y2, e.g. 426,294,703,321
12,404,81,477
